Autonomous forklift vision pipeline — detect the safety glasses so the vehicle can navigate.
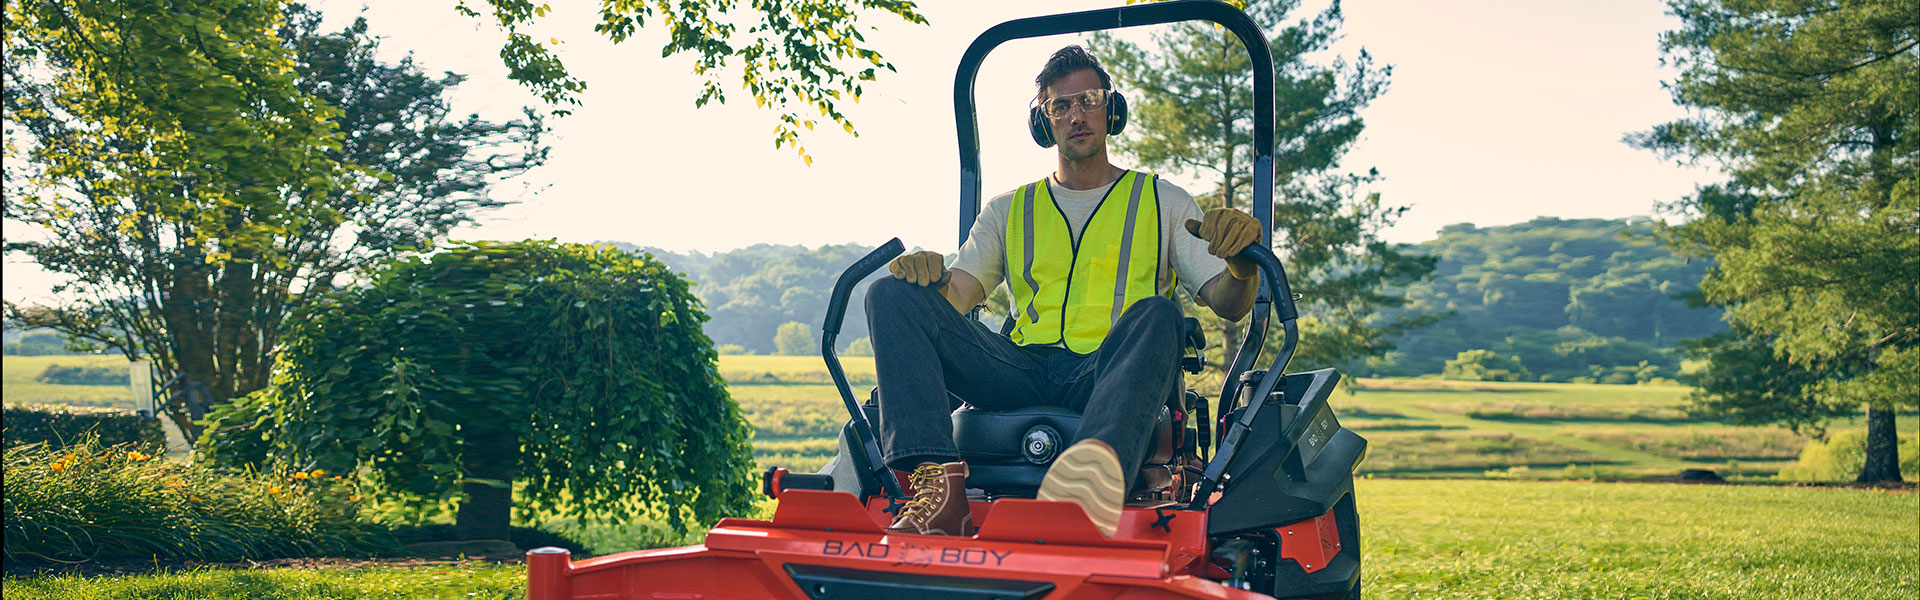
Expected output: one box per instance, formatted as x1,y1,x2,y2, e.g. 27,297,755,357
1040,89,1109,119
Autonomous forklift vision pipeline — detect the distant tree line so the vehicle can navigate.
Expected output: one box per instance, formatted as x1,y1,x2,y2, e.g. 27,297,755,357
1367,217,1725,383
3,330,85,356
604,242,886,355
611,215,1723,382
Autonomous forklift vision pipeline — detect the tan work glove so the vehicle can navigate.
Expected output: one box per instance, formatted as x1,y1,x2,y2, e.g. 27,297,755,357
1184,207,1261,280
889,250,951,287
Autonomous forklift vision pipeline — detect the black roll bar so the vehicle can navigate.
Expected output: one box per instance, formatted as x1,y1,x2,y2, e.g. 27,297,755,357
949,0,1294,505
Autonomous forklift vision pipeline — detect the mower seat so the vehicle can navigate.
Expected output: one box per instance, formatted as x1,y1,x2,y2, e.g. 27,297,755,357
947,317,1203,498
950,399,1178,497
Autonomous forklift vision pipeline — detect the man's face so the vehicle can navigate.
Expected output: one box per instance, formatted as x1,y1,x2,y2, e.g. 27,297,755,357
1043,69,1108,162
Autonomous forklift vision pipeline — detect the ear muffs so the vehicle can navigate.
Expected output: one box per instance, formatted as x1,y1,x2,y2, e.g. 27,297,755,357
1029,104,1056,148
1029,90,1130,148
1106,90,1128,136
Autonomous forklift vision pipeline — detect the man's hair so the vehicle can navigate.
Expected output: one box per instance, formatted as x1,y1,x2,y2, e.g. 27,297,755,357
1034,45,1113,102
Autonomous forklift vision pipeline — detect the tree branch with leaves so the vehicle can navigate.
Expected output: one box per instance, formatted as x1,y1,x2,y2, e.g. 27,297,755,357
466,0,926,165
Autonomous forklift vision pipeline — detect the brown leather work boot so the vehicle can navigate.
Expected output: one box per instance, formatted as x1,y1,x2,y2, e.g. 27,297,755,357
885,462,973,536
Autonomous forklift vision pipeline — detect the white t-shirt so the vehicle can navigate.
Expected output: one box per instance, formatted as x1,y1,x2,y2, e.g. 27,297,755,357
951,172,1228,320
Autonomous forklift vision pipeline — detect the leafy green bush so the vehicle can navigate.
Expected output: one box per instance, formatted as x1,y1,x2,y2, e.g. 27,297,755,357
1776,431,1919,482
1442,349,1533,382
774,321,813,355
34,364,129,386
202,241,757,535
3,404,161,449
3,437,395,562
843,337,873,357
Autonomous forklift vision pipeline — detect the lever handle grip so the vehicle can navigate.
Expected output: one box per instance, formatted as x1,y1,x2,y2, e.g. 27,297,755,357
822,238,905,336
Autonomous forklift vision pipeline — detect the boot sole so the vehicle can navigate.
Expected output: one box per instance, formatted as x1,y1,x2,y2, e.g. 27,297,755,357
1036,441,1124,537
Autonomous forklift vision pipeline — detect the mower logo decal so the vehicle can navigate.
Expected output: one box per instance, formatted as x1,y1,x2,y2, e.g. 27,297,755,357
822,540,890,559
822,540,1012,567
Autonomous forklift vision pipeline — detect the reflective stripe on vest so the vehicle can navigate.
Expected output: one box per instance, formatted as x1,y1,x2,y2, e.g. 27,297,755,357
1005,171,1161,354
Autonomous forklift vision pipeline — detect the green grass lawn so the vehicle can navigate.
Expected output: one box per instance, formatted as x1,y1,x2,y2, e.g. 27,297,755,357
11,478,1914,599
1359,479,1918,600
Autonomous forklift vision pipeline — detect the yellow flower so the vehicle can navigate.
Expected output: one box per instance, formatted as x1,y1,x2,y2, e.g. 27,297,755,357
190,495,203,503
127,451,150,461
268,486,283,495
50,462,67,472
309,469,327,479
291,471,309,480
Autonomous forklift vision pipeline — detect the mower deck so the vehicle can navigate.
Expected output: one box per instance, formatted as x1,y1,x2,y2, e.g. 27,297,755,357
527,490,1293,600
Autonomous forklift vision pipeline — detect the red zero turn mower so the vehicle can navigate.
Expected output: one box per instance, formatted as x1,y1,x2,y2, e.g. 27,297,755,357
526,2,1367,598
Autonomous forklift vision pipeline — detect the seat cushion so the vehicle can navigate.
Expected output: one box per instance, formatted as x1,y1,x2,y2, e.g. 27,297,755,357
951,405,1082,463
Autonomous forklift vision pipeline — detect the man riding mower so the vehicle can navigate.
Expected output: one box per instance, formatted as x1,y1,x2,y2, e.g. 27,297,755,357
526,2,1366,599
869,42,1265,539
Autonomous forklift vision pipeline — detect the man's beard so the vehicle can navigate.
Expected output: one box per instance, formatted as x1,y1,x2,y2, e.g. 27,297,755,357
1060,133,1102,162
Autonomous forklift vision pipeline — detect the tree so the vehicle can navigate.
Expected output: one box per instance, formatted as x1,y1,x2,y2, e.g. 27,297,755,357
844,336,874,357
3,1,545,441
1441,349,1532,383
1680,328,1857,433
1091,0,1436,381
775,321,815,356
201,241,757,541
1634,0,1918,482
467,0,927,164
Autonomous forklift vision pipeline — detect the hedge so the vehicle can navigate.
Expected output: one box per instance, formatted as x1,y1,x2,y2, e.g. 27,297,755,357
3,404,162,450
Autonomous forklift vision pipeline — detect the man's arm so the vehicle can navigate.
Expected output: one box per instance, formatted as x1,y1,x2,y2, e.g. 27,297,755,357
1198,269,1257,321
1186,211,1262,321
938,268,986,314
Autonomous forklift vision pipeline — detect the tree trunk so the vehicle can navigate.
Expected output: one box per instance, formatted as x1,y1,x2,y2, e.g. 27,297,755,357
454,427,519,541
1855,405,1903,484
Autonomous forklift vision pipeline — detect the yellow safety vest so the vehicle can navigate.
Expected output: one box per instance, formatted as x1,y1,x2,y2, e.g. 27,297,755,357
1005,170,1162,354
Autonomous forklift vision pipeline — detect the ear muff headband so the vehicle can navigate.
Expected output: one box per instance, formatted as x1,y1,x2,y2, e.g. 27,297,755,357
1029,91,1130,148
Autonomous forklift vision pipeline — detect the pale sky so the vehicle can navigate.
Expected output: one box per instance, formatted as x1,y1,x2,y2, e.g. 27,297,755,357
3,0,1715,303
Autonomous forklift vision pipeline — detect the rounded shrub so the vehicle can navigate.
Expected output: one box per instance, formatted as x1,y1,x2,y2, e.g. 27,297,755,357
1776,430,1919,482
201,241,757,536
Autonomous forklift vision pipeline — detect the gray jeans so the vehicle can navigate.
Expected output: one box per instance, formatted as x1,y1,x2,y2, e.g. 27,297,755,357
864,277,1183,490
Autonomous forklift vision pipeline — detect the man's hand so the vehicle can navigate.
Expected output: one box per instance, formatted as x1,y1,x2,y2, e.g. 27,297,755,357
889,250,951,287
1186,207,1261,280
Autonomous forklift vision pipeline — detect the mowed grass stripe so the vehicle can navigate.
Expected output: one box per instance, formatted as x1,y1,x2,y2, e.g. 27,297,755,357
1361,479,1918,600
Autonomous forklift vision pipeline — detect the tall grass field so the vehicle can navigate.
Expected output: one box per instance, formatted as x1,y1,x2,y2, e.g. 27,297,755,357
720,356,1914,481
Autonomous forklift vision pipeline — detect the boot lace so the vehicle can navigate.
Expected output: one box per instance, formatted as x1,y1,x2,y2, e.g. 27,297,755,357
896,464,948,524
